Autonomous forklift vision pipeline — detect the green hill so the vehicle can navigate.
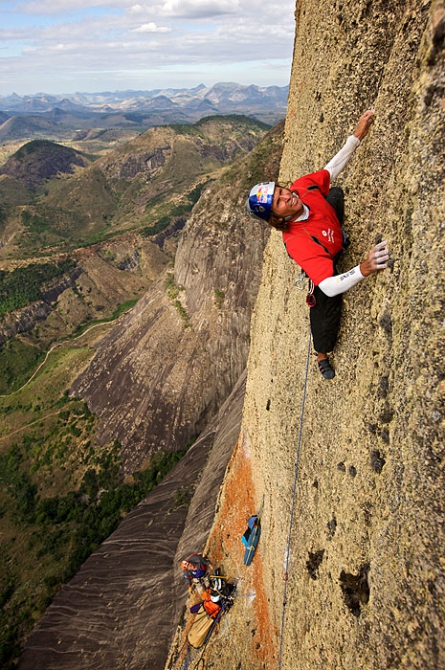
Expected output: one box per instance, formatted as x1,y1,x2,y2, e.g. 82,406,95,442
0,139,91,188
0,115,271,258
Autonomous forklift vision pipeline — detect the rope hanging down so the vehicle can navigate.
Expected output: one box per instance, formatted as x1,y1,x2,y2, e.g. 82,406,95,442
277,326,312,670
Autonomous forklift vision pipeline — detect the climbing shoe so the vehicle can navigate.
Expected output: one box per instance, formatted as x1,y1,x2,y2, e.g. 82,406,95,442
318,358,335,380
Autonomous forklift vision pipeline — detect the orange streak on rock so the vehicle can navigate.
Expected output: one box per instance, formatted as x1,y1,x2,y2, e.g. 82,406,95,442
206,435,279,669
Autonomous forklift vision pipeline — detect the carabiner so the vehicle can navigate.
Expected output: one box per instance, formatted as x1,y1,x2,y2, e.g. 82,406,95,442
294,270,306,290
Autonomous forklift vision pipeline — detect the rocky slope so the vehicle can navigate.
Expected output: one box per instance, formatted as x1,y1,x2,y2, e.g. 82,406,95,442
70,124,282,474
0,117,279,665
0,264,84,346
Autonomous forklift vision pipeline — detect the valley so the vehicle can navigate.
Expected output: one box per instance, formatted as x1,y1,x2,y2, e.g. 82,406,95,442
0,111,284,667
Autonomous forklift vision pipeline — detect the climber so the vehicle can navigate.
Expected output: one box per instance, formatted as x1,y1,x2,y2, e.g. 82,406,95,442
246,109,391,380
181,553,214,594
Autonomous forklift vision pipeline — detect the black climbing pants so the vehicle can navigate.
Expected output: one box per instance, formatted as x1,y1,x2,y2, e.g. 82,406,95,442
310,286,342,354
310,186,344,354
326,186,344,225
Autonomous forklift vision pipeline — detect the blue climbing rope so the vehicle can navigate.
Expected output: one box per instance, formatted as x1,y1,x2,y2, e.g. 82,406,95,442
277,326,312,670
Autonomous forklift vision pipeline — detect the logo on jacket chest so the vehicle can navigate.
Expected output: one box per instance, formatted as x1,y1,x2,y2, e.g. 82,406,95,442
322,228,335,243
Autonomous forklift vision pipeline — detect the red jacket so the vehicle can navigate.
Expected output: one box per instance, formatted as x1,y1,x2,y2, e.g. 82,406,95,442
282,169,343,286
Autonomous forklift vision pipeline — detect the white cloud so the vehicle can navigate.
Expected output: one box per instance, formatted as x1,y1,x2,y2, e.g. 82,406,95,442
132,22,171,33
17,0,115,14
129,4,144,13
0,0,295,94
161,0,240,18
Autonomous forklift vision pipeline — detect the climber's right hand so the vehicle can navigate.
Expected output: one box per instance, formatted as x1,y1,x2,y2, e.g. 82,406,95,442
360,240,390,277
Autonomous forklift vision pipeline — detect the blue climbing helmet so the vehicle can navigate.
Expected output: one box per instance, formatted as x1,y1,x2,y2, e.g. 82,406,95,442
246,181,275,222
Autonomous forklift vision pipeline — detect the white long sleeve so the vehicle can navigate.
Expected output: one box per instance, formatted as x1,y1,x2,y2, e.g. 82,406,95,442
324,135,361,181
318,265,365,297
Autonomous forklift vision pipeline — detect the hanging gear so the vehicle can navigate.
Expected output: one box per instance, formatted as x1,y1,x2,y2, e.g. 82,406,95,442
306,279,316,308
294,269,306,290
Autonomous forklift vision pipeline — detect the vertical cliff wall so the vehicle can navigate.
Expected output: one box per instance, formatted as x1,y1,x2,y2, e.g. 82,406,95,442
190,1,444,669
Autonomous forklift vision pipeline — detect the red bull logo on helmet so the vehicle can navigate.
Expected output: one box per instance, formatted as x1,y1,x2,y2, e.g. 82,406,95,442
256,184,271,203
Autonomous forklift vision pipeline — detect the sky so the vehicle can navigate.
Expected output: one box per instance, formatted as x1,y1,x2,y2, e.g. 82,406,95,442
0,0,296,96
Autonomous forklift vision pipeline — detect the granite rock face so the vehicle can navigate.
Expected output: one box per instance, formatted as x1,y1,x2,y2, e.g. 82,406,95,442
192,1,444,669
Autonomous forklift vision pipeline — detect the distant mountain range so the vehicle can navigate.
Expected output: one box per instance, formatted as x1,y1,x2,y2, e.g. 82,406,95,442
0,83,288,142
